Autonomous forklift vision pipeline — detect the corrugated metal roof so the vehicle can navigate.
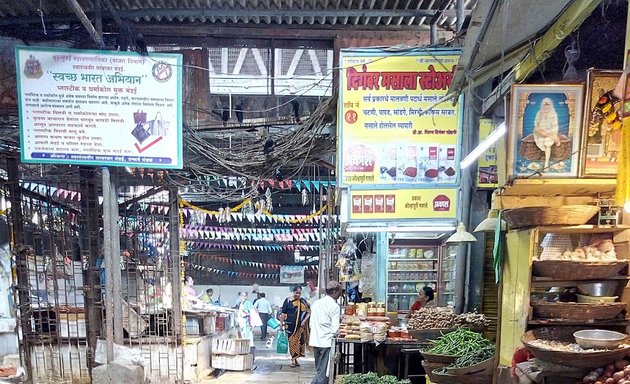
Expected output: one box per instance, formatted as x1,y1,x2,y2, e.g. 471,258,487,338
0,0,476,28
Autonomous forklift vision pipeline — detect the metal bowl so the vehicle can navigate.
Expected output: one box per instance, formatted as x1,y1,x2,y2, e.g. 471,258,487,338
573,329,627,350
576,282,618,297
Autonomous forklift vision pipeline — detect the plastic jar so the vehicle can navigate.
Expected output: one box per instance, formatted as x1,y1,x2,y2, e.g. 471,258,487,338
376,303,386,317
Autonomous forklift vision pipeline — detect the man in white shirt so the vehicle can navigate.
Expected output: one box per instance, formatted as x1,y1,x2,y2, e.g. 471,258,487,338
309,281,342,384
253,292,273,340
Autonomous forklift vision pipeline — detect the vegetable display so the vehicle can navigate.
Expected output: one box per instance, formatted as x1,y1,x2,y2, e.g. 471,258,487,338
407,307,489,330
426,328,494,356
451,345,495,368
581,360,630,383
335,372,410,384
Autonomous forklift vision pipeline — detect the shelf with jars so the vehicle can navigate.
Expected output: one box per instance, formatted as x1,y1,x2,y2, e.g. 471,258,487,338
386,244,440,313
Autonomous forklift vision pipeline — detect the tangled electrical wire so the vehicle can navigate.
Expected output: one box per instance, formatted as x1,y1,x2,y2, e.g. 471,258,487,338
165,92,337,201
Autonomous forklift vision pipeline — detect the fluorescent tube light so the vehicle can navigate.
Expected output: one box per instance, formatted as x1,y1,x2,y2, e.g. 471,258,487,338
460,122,507,169
346,225,456,233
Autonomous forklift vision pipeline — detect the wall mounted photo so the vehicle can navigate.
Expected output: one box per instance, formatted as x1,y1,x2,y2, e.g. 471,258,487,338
580,69,623,178
508,84,584,178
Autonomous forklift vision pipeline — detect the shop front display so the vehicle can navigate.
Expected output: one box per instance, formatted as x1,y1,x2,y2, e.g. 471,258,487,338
386,244,439,314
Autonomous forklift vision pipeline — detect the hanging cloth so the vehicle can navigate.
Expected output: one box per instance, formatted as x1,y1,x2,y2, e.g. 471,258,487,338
493,210,505,283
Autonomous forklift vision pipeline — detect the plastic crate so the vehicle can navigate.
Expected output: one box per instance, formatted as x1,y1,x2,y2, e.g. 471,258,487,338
211,353,253,371
212,338,251,355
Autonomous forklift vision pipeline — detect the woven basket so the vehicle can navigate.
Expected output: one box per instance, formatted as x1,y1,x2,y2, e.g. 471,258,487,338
420,351,460,364
446,355,496,375
519,134,571,161
531,302,626,321
521,327,630,368
532,260,627,280
421,361,448,383
429,368,493,384
502,205,599,229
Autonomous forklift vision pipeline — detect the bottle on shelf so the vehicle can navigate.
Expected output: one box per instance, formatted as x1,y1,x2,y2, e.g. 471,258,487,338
400,296,409,311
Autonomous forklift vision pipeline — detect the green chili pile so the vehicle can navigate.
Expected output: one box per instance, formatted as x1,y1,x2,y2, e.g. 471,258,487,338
451,345,495,368
425,328,494,357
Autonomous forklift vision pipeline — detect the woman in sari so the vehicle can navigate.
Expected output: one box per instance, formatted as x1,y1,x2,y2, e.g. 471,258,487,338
237,292,255,347
280,285,311,367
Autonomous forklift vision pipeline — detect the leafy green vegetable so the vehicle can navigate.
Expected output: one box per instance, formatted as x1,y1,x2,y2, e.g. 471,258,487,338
335,372,411,384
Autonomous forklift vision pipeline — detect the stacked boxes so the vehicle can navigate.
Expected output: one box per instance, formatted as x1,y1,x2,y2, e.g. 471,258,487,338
211,338,253,371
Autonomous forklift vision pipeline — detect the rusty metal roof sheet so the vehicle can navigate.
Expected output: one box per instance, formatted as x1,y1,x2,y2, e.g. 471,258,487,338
0,0,476,29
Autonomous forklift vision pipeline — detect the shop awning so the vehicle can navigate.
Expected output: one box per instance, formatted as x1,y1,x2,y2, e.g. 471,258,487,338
449,0,602,113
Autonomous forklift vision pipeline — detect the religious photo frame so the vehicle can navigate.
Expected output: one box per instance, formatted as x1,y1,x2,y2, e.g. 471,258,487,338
507,84,584,178
579,69,623,178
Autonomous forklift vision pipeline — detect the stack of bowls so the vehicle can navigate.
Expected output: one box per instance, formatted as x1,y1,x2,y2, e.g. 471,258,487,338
576,282,618,303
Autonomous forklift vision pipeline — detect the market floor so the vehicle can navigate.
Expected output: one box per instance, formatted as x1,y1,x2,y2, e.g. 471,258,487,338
198,337,316,384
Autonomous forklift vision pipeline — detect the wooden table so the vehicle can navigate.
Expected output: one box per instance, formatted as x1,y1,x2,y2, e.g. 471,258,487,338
335,339,429,381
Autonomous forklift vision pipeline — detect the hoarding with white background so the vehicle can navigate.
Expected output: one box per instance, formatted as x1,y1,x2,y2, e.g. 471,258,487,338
16,46,183,168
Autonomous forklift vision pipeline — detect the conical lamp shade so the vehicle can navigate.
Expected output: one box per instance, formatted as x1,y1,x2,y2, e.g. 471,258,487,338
474,210,507,232
445,222,477,243
474,189,507,232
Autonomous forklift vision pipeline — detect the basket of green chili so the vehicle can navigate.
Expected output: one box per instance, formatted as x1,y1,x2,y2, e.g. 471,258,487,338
422,328,493,362
430,367,493,384
446,346,496,375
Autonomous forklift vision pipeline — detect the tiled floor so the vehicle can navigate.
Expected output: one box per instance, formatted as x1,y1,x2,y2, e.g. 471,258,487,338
199,335,316,384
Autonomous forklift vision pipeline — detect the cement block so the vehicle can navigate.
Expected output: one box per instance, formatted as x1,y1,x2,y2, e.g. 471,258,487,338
92,363,144,384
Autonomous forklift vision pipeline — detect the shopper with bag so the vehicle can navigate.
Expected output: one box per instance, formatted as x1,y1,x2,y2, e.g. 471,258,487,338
309,281,342,384
253,292,272,340
280,285,311,368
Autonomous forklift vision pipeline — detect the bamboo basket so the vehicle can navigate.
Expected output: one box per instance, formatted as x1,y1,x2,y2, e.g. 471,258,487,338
521,327,630,368
421,361,448,382
502,205,599,229
429,368,493,384
446,355,496,375
532,260,627,280
420,351,460,364
531,302,626,320
519,133,571,161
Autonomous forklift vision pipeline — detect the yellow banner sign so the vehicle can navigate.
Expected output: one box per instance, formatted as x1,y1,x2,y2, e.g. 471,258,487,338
477,118,499,188
339,49,461,187
349,189,457,220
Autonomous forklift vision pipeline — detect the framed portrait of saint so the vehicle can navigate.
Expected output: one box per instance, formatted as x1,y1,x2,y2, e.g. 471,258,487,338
580,69,623,178
508,84,584,178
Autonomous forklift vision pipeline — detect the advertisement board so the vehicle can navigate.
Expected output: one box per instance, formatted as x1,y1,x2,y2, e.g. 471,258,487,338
338,49,462,188
348,188,457,221
477,118,499,188
280,266,305,284
16,46,183,168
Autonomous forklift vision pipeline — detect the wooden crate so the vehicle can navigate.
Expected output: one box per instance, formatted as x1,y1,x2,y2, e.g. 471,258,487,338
211,353,253,371
212,338,250,355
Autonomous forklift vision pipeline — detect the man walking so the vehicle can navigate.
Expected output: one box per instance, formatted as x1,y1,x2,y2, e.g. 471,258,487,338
309,281,342,384
253,292,272,340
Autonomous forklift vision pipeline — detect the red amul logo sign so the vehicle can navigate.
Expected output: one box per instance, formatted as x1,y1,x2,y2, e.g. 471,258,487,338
433,195,451,211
